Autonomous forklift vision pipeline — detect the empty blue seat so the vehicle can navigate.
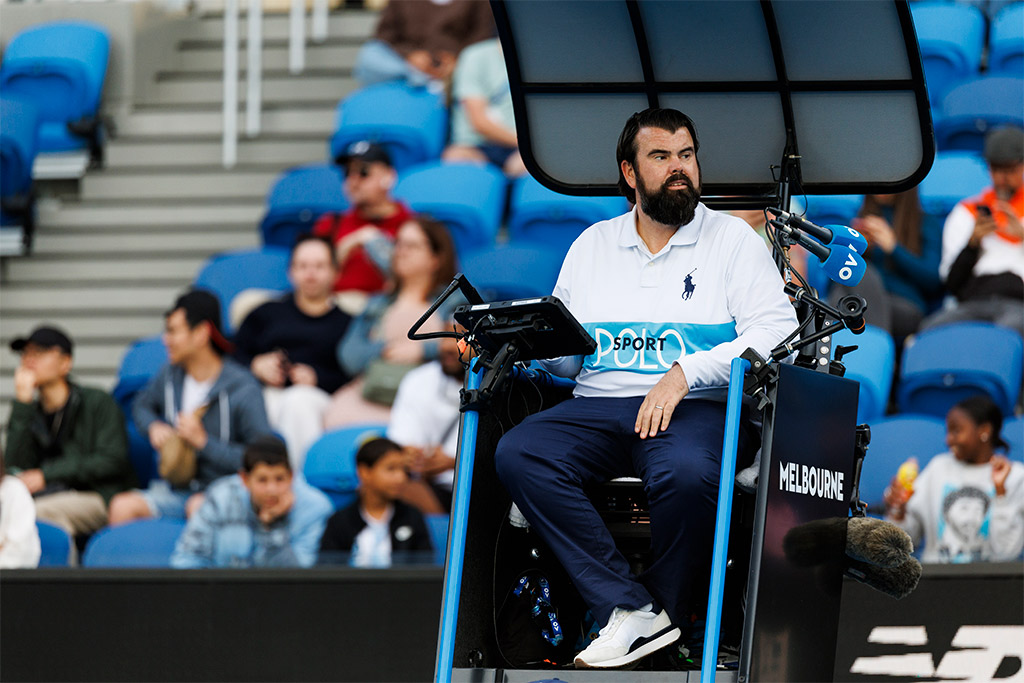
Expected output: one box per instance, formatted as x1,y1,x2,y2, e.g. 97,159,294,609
859,415,948,513
259,163,348,248
111,336,168,487
82,519,186,568
917,152,991,219
989,3,1024,77
329,82,448,172
0,96,39,245
36,520,72,567
0,21,109,157
1003,416,1024,463
898,322,1024,418
303,424,387,509
425,513,449,565
507,175,629,255
934,76,1024,154
459,244,564,301
193,248,291,334
801,194,864,230
910,2,985,106
833,325,896,424
393,162,506,255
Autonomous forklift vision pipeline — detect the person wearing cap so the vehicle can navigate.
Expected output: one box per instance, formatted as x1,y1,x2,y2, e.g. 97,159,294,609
923,126,1024,336
108,290,272,525
312,141,412,299
5,326,135,541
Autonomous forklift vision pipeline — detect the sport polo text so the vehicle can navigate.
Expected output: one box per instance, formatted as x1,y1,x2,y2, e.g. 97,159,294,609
779,461,845,501
593,327,684,371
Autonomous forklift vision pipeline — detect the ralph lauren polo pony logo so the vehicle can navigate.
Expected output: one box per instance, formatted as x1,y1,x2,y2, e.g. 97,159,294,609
682,269,697,300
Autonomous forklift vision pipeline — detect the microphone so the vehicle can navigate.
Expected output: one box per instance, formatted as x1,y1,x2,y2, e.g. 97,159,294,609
770,219,867,286
768,208,868,254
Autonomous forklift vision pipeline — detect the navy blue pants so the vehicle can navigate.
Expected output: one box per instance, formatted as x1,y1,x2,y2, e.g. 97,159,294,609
495,396,749,627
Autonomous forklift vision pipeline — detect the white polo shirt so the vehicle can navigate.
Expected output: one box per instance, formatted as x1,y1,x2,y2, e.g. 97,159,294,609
540,203,798,400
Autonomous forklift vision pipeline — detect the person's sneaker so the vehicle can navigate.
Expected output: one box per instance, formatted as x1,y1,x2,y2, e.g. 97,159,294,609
574,606,681,669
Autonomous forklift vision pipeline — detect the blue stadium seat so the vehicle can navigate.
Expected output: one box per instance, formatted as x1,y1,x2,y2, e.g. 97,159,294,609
303,424,387,509
801,194,864,230
989,2,1024,77
897,322,1024,418
393,162,506,255
910,2,985,106
193,248,291,334
459,244,564,301
507,175,629,256
111,336,168,487
0,96,40,252
917,152,990,219
832,325,896,424
425,513,449,566
36,520,72,567
82,519,187,568
259,163,348,248
329,82,448,172
1003,416,1024,464
934,76,1024,154
0,21,109,158
859,415,948,513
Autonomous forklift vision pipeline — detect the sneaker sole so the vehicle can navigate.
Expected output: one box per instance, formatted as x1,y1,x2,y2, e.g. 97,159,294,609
574,625,682,669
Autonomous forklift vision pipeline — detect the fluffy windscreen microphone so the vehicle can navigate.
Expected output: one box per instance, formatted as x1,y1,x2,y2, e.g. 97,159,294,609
845,555,922,600
845,516,913,568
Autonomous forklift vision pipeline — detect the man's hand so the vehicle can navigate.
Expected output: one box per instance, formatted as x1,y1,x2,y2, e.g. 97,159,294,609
176,412,208,450
412,446,456,479
288,363,318,387
992,454,1012,497
17,469,45,494
14,367,37,404
258,489,294,526
969,210,999,248
251,352,286,387
635,364,688,439
336,226,384,265
148,421,176,451
993,200,1024,240
405,50,434,75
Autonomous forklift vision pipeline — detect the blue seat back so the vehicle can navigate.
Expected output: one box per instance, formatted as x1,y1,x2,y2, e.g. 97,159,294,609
898,322,1024,417
0,96,40,198
859,415,948,513
1003,416,1024,464
329,82,448,172
36,520,72,567
111,336,167,486
917,152,991,219
459,244,564,301
393,162,506,255
910,2,985,105
303,424,388,509
833,325,896,424
259,163,348,248
193,248,291,334
82,519,187,568
507,175,629,254
425,513,449,566
934,76,1024,154
990,3,1024,76
801,194,864,229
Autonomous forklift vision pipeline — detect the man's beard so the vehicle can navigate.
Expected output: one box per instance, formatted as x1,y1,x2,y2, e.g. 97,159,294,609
636,170,701,227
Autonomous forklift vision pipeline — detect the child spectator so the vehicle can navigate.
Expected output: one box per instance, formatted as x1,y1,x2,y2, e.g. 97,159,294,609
0,451,41,568
233,235,352,471
884,395,1024,563
109,290,272,524
5,326,134,540
319,437,432,567
323,215,457,429
171,436,333,568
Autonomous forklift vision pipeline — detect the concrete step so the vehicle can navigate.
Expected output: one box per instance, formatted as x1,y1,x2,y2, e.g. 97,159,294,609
177,40,361,72
39,200,264,228
144,71,356,106
1,343,131,378
5,255,209,283
80,168,279,201
106,135,327,169
0,284,187,318
0,314,163,346
31,228,259,257
193,11,378,42
115,103,337,137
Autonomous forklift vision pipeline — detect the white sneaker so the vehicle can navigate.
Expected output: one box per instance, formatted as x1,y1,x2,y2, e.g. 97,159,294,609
574,606,681,669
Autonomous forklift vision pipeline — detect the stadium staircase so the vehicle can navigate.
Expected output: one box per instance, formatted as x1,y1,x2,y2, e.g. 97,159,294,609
0,8,376,427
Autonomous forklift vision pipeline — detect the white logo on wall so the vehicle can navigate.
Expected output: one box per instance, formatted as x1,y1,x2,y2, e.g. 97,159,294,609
779,461,845,502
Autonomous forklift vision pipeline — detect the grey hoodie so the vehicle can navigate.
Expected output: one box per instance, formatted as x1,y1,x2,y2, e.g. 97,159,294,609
133,358,271,489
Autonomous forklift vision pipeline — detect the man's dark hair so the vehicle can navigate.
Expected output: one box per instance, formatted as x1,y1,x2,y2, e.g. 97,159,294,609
291,233,337,268
616,108,700,199
953,394,1008,450
242,435,291,472
356,436,403,468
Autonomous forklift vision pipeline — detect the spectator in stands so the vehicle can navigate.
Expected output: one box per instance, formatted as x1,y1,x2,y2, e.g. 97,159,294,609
354,0,494,90
922,126,1024,336
171,436,333,568
830,189,943,339
5,326,134,542
313,142,412,300
884,395,1024,562
323,215,457,429
109,290,271,525
319,437,432,567
388,331,465,512
443,38,525,177
233,235,352,471
0,451,41,568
